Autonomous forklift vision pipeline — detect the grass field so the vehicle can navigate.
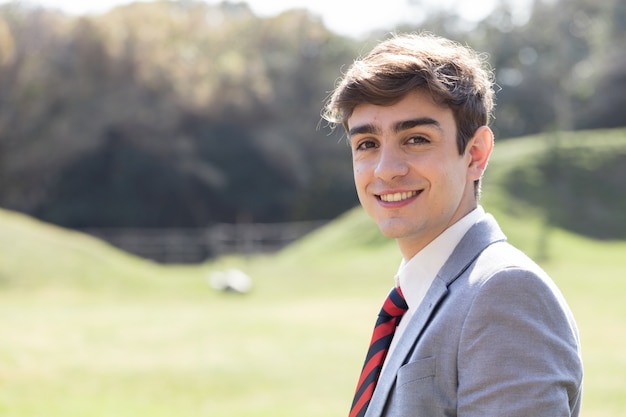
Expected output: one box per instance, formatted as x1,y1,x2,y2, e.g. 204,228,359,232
1,129,625,416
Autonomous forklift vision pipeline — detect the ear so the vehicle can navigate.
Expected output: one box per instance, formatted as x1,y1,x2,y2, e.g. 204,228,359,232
466,126,494,181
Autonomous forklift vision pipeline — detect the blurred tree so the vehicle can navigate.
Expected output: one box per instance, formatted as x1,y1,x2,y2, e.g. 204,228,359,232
401,0,625,139
0,1,358,229
578,0,626,129
0,0,624,233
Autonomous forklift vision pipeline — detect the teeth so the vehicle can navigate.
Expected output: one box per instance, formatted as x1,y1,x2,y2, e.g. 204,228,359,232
380,191,417,202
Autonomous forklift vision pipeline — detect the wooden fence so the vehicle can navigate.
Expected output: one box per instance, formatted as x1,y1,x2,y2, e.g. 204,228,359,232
82,220,328,263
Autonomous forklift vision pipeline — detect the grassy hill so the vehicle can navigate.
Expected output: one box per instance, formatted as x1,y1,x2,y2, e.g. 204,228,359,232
1,128,625,417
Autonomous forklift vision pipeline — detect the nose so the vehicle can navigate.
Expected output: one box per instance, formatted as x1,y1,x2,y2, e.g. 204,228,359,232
374,145,408,181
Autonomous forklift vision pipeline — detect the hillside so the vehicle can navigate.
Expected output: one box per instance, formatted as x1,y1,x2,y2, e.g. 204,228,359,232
0,209,206,296
484,127,626,240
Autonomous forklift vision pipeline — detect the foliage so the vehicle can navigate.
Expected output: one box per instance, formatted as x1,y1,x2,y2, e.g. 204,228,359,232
400,0,626,138
0,0,625,234
0,1,358,229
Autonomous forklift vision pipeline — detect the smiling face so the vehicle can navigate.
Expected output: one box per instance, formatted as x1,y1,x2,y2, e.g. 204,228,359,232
348,89,493,259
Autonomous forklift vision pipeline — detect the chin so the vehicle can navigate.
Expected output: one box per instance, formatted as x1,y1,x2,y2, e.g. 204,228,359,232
376,221,411,239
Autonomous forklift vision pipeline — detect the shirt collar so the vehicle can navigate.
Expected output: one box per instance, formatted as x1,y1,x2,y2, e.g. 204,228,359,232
395,206,486,310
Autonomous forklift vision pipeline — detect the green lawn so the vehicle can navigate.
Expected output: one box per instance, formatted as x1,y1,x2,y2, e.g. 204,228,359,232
1,129,625,417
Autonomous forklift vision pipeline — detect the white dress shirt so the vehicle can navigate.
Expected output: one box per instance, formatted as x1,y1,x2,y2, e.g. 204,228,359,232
384,206,486,367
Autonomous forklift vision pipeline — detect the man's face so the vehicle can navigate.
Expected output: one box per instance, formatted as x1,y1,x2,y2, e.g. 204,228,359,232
347,90,486,259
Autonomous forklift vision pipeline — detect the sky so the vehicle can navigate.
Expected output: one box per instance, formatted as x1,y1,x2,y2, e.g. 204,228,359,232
1,0,504,38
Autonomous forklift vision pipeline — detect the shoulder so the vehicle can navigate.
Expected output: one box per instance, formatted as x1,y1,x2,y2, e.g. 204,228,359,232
468,240,550,287
460,240,579,346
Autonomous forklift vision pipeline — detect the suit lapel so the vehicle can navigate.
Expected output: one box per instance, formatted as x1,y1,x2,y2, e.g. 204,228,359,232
364,214,507,417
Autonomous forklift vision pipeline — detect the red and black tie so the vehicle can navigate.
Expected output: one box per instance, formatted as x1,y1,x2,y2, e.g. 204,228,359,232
349,286,409,417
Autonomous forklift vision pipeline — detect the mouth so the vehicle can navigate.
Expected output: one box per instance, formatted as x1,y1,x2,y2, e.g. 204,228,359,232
378,191,419,203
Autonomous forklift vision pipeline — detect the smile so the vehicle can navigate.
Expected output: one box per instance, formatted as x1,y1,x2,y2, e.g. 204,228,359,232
378,191,419,202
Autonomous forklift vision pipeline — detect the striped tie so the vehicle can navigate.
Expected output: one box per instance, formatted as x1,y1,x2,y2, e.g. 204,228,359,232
349,286,409,417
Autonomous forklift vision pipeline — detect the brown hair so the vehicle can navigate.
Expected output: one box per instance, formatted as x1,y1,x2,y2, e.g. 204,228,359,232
322,33,495,155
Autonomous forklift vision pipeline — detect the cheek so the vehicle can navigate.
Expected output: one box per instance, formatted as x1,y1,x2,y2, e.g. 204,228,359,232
352,160,367,182
352,164,371,200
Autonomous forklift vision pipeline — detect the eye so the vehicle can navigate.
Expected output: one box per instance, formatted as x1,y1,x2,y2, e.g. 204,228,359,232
407,135,430,145
354,139,378,151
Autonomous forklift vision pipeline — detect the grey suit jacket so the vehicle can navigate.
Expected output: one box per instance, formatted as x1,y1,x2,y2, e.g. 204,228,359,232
365,214,583,417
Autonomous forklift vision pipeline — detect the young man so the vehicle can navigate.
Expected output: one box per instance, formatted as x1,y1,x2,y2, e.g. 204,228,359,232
322,33,583,417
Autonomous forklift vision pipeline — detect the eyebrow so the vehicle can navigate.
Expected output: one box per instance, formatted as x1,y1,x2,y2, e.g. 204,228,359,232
348,117,442,137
